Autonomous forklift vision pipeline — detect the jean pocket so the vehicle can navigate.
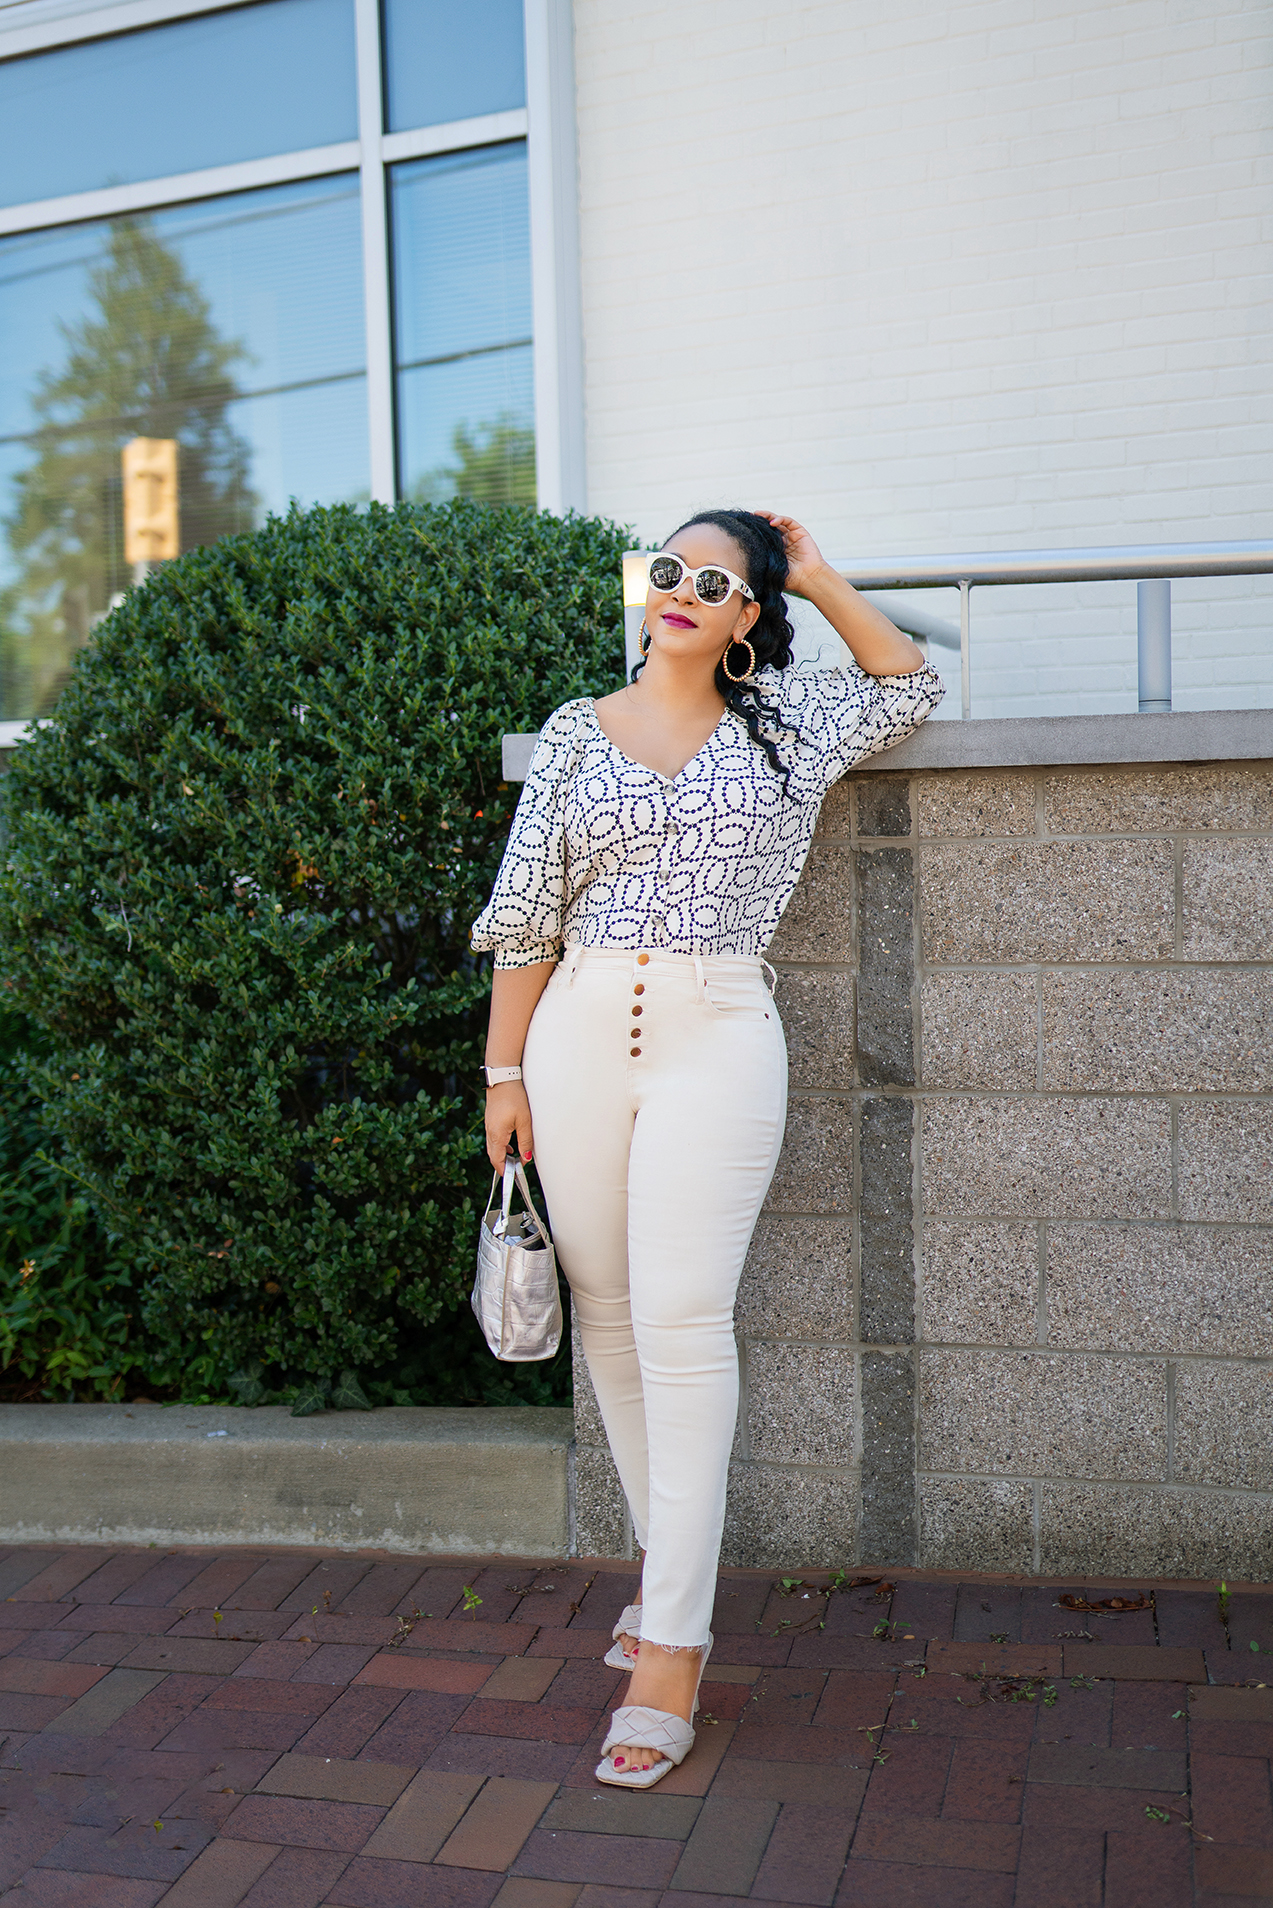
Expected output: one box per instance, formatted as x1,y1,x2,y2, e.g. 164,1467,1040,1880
704,979,770,1018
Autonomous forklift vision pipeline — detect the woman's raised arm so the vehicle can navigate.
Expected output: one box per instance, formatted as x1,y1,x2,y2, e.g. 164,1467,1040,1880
756,511,927,677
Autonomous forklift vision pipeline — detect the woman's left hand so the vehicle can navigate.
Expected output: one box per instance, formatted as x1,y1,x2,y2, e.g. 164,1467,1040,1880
753,511,828,599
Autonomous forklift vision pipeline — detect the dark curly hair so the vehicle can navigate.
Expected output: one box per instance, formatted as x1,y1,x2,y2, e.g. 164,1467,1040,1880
632,507,799,787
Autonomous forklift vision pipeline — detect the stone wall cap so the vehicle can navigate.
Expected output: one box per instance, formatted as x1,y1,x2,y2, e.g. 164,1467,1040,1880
502,709,1272,781
0,1402,575,1450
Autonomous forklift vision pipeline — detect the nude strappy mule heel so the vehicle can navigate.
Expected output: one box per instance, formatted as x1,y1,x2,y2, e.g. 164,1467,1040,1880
595,1634,714,1790
603,1602,643,1671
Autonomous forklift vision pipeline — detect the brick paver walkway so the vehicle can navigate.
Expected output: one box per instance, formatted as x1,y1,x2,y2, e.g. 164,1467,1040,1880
2,1547,1272,1905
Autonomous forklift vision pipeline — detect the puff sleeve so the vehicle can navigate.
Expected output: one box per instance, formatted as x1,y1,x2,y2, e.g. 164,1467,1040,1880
772,659,946,796
470,700,588,970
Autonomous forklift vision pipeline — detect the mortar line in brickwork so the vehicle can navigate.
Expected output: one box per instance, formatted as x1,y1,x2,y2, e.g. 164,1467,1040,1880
735,1334,751,1465
1166,1360,1176,1483
919,959,1273,971
916,1342,1273,1368
917,1469,1273,1504
902,1086,1268,1100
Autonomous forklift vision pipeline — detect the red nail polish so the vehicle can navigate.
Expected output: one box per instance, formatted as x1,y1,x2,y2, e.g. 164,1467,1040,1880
614,1756,625,1767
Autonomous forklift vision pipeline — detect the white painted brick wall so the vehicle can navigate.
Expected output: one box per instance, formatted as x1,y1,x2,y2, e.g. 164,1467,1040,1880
572,0,1273,718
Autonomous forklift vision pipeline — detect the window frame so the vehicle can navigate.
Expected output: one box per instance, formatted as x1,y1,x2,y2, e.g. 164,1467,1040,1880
0,0,584,512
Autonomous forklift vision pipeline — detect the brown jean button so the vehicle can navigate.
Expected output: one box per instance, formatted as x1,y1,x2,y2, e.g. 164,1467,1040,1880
636,953,649,965
631,1005,642,1016
633,983,644,995
630,1047,641,1057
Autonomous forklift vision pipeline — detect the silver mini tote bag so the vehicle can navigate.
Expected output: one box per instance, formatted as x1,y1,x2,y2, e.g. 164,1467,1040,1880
472,1155,562,1361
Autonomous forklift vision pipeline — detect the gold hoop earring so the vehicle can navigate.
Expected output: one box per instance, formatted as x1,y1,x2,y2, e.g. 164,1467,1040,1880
722,636,756,683
639,619,651,655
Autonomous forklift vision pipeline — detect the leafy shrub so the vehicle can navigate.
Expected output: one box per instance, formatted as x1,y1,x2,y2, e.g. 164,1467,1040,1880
0,999,137,1400
0,499,626,1406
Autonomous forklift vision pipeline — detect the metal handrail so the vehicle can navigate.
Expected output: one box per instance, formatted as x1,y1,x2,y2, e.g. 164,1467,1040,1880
830,540,1273,719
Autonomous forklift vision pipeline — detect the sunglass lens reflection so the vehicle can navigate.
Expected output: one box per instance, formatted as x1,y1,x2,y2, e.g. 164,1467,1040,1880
695,568,731,603
649,557,685,591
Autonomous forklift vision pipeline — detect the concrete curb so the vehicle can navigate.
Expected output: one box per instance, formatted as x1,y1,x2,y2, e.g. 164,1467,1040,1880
0,1403,575,1557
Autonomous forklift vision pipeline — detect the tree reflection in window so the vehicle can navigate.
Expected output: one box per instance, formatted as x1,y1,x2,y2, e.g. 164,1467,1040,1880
1,216,256,718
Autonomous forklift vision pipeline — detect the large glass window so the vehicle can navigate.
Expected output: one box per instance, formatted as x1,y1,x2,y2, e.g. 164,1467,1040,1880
0,175,366,719
0,0,357,208
0,0,538,727
382,0,524,133
391,144,533,505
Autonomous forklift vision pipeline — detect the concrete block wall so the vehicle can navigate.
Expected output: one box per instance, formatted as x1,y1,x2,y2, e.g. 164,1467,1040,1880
572,757,1273,1580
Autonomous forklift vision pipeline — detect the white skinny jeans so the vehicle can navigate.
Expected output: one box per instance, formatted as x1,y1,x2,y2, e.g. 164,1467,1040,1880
522,946,788,1650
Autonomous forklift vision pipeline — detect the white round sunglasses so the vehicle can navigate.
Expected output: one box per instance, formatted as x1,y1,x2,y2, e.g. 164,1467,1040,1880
646,552,756,607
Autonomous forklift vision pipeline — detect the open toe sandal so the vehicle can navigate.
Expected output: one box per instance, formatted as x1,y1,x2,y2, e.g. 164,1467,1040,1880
603,1602,643,1671
595,1633,713,1789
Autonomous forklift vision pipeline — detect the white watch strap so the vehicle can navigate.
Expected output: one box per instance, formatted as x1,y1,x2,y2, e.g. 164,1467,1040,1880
484,1065,523,1086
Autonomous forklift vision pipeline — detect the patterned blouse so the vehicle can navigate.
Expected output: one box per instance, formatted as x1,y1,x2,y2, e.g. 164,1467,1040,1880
471,661,945,968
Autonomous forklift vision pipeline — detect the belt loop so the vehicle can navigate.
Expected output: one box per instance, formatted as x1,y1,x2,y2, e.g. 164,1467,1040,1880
761,959,778,996
565,945,582,986
693,955,705,998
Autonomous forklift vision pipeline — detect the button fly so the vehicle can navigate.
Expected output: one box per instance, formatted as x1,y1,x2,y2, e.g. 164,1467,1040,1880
631,1006,643,1017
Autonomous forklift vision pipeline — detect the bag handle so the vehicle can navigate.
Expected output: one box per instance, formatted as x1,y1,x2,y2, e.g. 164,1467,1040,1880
484,1153,551,1247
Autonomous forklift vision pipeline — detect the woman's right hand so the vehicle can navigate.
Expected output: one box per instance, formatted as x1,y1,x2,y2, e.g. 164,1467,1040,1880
485,1081,535,1171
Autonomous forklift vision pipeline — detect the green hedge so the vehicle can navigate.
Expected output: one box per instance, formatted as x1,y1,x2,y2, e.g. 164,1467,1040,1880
0,499,626,1408
0,1000,138,1400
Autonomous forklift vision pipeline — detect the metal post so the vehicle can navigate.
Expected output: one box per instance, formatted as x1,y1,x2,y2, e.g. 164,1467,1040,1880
1137,579,1172,713
958,580,971,720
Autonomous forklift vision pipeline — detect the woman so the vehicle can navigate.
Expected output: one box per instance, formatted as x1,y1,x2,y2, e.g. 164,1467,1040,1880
471,509,943,1788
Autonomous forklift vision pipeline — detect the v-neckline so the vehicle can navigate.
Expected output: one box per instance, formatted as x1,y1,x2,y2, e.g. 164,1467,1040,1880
588,700,730,786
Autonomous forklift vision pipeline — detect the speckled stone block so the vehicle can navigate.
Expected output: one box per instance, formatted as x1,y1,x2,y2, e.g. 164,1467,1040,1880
815,776,853,840
916,770,1036,838
571,1314,605,1448
1175,1361,1273,1490
856,847,915,1087
765,1097,855,1214
1047,1224,1273,1356
775,968,856,1091
735,1216,854,1341
1183,839,1273,959
918,1349,1166,1480
921,1095,1172,1220
746,1342,856,1467
860,1350,915,1566
721,1460,857,1569
1045,764,1273,835
573,1443,630,1560
921,839,1174,962
1039,1482,1273,1581
769,845,854,961
856,775,911,838
921,1220,1039,1346
921,971,1037,1090
1041,968,1273,1094
918,1476,1034,1574
1179,1101,1273,1223
860,1097,914,1345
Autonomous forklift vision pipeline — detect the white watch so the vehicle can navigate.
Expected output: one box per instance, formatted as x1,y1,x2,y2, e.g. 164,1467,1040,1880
483,1065,523,1086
